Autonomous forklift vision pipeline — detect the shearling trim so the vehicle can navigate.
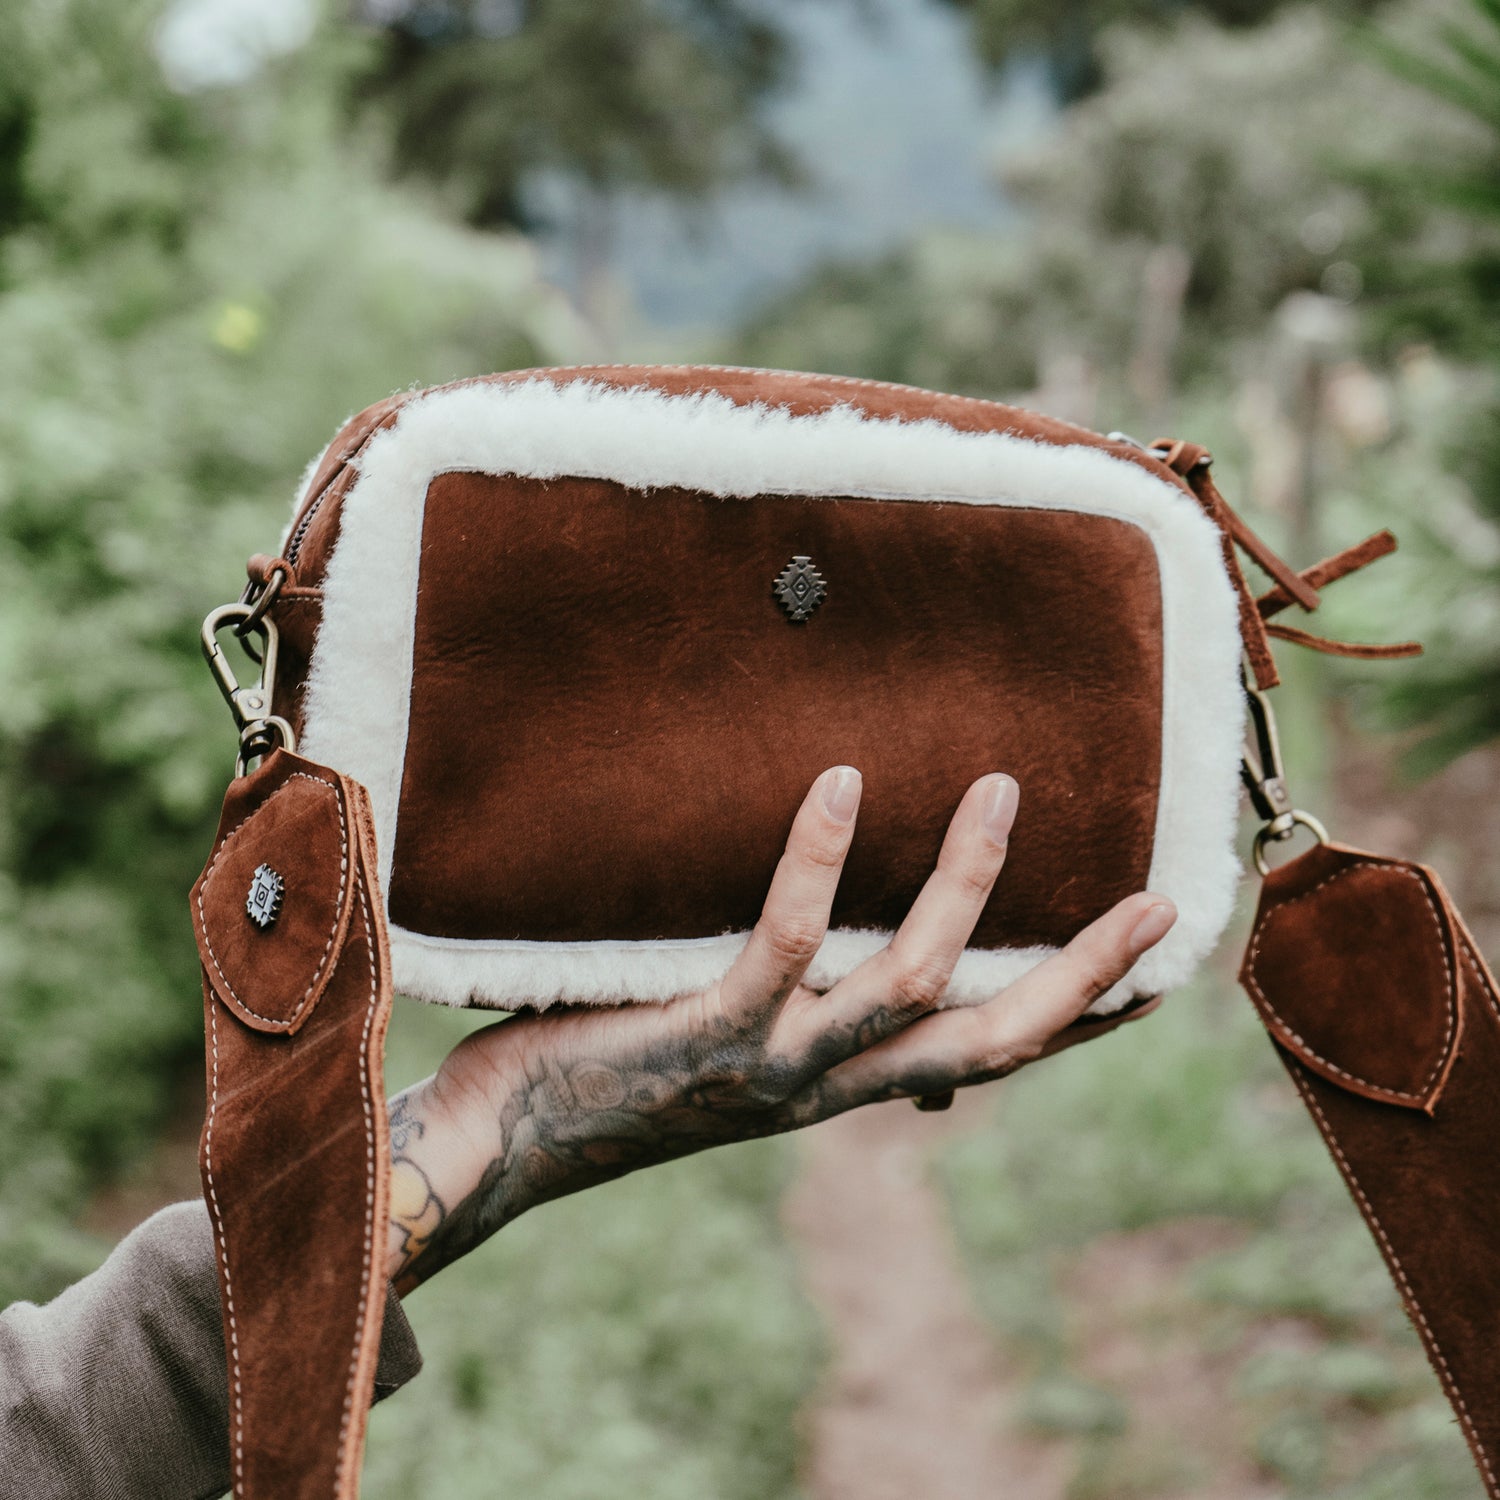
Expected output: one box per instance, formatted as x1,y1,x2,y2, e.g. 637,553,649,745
389,927,1150,1015
298,375,1247,1015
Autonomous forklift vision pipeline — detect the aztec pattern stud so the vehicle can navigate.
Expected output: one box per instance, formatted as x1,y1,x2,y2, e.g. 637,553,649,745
772,555,827,622
245,863,285,930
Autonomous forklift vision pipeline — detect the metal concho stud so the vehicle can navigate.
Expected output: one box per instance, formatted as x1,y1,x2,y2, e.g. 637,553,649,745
246,864,285,930
773,555,827,622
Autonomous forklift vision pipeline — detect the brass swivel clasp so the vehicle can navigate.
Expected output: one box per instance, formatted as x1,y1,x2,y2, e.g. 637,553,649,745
1242,681,1328,876
201,602,297,777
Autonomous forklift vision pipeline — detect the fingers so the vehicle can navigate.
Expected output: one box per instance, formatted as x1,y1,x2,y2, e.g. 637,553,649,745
997,894,1175,1046
773,773,1018,1065
1037,993,1162,1061
911,993,1161,1111
794,892,1176,1118
716,766,862,1023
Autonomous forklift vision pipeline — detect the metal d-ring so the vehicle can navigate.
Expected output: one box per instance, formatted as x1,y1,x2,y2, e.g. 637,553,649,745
1242,678,1332,877
1253,808,1331,877
234,716,296,779
233,562,290,665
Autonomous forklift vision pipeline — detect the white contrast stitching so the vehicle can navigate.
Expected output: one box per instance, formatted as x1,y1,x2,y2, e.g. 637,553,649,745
196,771,349,1029
334,880,381,1497
1460,932,1500,1032
202,997,245,1493
1287,1065,1499,1493
1245,860,1454,1104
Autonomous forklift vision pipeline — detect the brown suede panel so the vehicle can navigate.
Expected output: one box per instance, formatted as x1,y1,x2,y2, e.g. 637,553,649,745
195,750,393,1500
1241,845,1500,1497
388,471,1164,950
1241,843,1461,1111
193,753,356,1034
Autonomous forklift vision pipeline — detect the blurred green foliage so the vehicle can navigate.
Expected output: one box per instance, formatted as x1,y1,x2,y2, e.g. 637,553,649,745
941,963,1481,1497
1355,0,1500,765
738,3,1478,408
939,0,1377,96
0,0,584,1305
360,0,798,228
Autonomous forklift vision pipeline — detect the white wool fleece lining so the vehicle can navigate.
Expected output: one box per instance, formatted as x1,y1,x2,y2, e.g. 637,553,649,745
298,376,1248,1015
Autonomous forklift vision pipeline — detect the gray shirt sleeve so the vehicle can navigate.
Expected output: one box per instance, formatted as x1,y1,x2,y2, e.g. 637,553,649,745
0,1199,422,1499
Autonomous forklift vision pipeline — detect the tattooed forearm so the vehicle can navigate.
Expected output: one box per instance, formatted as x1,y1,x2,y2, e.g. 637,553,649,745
384,991,966,1290
387,1091,449,1290
393,1010,833,1290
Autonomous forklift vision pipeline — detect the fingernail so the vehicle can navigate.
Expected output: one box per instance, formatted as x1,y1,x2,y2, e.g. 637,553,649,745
982,775,1019,840
1128,899,1177,955
821,766,862,823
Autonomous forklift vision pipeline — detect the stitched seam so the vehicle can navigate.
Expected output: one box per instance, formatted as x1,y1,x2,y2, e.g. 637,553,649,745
202,998,245,1493
1245,861,1454,1103
196,772,350,1029
335,882,380,1497
1288,1066,1499,1493
1461,933,1500,1032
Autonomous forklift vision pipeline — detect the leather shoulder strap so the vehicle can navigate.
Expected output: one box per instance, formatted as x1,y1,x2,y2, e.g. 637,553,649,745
1242,841,1500,1498
192,748,393,1499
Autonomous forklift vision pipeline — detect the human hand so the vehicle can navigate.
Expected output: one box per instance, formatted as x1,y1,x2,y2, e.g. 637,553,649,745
383,768,1174,1291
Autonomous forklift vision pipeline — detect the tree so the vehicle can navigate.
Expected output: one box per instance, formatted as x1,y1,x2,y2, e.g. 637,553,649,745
939,0,1382,98
1354,0,1500,763
736,6,1461,412
355,0,799,230
0,0,581,1303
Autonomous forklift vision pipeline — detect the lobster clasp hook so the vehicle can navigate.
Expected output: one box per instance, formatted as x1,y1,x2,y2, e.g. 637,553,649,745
1241,681,1293,825
1241,679,1329,876
200,602,296,775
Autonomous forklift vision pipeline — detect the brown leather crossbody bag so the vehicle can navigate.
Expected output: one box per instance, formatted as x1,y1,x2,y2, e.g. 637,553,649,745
191,365,1500,1498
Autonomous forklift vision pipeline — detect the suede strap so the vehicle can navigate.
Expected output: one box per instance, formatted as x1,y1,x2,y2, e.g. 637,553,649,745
1261,621,1423,660
1256,530,1399,620
1151,442,1420,684
191,749,394,1499
1242,842,1500,1498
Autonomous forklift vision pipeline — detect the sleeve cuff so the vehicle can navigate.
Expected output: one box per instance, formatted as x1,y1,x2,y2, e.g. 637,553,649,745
374,1282,423,1399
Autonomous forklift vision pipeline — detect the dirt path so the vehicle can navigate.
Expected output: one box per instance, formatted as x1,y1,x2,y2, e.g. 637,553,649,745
782,1093,1072,1500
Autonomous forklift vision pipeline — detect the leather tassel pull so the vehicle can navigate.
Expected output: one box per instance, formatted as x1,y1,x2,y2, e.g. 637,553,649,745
1242,842,1500,1497
191,748,393,1500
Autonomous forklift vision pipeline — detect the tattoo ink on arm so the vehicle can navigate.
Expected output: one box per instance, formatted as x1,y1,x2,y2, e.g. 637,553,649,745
387,1091,448,1293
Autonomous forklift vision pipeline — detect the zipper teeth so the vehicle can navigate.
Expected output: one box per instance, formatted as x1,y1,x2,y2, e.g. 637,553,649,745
284,398,413,565
285,498,318,565
285,478,334,565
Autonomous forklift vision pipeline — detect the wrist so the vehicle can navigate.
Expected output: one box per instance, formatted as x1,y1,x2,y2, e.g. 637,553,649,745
382,1078,494,1287
384,1026,535,1288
